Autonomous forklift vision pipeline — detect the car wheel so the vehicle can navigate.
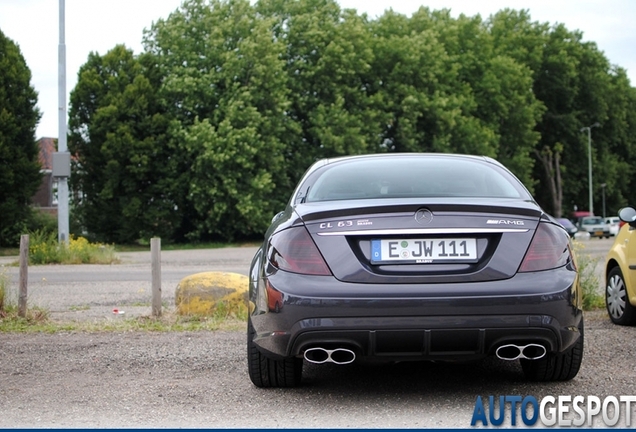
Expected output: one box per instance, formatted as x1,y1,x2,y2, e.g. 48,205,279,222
247,319,302,388
520,320,583,382
606,267,636,325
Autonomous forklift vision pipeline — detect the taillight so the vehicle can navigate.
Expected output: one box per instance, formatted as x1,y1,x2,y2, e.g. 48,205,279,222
267,226,332,275
519,222,571,272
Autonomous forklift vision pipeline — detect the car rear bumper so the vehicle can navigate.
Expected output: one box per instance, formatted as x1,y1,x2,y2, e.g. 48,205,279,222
586,229,611,238
287,316,569,362
249,266,583,361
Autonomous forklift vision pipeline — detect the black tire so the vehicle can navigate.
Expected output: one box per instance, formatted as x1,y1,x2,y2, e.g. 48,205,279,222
247,319,302,388
520,320,584,382
606,266,636,325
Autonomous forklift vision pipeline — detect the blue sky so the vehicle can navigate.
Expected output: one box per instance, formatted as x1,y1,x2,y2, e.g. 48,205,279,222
1,0,634,139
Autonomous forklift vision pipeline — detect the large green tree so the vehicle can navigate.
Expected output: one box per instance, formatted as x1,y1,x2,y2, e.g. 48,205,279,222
367,10,478,155
68,45,179,243
258,0,385,180
146,0,296,241
0,29,42,246
407,8,543,188
68,0,636,243
488,10,636,217
599,71,636,215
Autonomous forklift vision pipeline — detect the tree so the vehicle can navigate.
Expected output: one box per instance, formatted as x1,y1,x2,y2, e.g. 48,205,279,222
354,7,543,192
68,1,636,243
257,0,385,182
0,29,42,246
598,70,636,214
68,45,179,243
146,0,296,240
488,10,636,217
419,9,543,188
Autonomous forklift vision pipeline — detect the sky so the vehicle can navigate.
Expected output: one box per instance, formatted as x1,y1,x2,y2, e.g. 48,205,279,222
1,0,635,140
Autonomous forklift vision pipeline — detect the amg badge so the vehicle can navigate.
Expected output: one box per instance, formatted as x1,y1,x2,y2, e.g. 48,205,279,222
487,219,525,225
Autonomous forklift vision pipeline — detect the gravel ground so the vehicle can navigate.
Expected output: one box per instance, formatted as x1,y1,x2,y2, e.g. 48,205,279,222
1,241,635,428
1,310,635,428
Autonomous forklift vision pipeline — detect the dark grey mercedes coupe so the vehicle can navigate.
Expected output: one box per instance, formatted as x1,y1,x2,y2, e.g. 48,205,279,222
247,153,583,387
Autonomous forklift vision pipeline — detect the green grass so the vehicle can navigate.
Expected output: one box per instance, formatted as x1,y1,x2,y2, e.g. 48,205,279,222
0,312,247,333
0,311,246,333
572,240,605,310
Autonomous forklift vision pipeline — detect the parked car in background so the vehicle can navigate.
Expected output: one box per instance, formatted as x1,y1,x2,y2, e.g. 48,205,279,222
571,211,592,228
578,216,611,239
556,218,578,237
605,216,620,236
605,207,636,325
247,153,583,388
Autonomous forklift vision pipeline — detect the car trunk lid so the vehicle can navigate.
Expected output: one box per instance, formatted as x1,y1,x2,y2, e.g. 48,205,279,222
297,198,542,284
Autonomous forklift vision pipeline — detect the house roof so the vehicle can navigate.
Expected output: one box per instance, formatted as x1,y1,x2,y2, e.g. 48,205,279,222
37,137,56,171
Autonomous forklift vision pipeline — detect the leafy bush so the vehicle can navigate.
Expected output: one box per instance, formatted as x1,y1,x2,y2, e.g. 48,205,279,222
28,229,59,264
26,211,58,235
572,240,604,310
28,230,119,264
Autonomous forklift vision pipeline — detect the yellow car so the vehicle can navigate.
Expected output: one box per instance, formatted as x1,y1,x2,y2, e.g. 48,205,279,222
605,207,636,325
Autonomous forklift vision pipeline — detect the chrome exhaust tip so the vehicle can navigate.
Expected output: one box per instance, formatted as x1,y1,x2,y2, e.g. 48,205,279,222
303,347,356,365
496,343,546,361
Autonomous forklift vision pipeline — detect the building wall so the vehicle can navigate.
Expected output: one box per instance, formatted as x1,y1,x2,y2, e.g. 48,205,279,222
34,137,58,216
33,171,53,207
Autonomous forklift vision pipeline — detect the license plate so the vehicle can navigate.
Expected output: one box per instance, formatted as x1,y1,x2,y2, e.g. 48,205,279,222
371,238,477,264
594,231,603,236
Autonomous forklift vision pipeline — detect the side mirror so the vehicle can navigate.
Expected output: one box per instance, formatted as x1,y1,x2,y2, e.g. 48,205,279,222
618,207,636,226
271,211,285,224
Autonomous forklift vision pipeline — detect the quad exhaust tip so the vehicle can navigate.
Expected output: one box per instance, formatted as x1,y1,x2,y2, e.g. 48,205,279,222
496,343,546,361
303,347,356,365
303,344,545,364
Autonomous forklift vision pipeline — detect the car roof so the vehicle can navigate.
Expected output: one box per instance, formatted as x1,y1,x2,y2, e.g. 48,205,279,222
303,153,504,178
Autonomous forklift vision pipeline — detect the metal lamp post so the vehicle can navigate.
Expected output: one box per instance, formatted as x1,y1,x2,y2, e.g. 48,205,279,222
56,0,70,244
580,122,600,215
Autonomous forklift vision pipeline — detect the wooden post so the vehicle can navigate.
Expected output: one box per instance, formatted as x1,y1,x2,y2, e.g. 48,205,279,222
151,237,161,317
18,234,29,317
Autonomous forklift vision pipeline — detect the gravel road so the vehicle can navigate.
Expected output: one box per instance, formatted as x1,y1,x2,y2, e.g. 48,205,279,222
1,239,636,428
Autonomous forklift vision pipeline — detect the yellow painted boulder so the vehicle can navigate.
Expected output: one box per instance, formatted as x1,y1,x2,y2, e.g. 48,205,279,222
175,272,248,316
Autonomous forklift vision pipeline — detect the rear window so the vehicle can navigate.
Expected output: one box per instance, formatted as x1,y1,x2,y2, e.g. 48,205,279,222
582,217,604,224
305,157,527,202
